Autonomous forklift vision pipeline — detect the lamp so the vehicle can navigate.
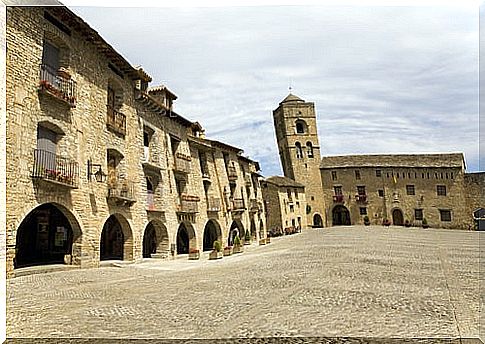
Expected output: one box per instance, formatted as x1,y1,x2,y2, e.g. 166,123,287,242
87,159,107,182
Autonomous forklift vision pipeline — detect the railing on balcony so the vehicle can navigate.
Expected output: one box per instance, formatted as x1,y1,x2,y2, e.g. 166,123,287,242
32,149,79,188
39,64,76,107
174,153,191,174
232,198,245,211
207,197,221,212
355,194,367,203
227,166,238,181
333,194,344,203
146,190,164,212
108,179,136,205
178,194,199,213
249,198,261,212
107,105,126,136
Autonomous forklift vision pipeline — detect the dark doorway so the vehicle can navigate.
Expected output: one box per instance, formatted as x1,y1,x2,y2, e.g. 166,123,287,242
228,220,244,246
15,203,75,268
203,221,219,251
177,223,190,254
392,209,404,226
250,219,257,239
332,205,351,226
100,215,124,260
143,223,157,258
313,214,323,227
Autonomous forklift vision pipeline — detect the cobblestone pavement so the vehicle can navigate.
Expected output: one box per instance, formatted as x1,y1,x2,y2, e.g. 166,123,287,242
6,226,484,340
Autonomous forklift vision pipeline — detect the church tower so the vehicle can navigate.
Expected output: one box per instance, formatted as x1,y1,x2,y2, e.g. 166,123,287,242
273,93,326,227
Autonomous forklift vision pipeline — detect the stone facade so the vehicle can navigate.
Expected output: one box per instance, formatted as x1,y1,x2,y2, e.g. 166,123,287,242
272,93,484,230
261,176,307,235
5,6,266,277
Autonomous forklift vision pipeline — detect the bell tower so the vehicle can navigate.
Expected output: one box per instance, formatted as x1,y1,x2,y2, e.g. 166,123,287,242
273,93,325,227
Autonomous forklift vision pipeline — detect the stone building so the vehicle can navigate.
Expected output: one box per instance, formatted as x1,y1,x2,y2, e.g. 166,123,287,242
272,93,484,230
261,176,307,236
5,6,266,277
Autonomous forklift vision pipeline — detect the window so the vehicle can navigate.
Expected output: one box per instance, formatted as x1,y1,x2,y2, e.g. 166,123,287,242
376,170,381,177
331,171,337,180
42,41,60,72
295,142,303,159
290,204,294,213
306,142,314,158
295,120,307,134
378,189,384,197
406,185,415,195
334,186,342,195
355,170,361,180
415,209,423,221
440,209,451,222
357,186,366,195
311,196,315,201
437,185,447,196
359,207,367,215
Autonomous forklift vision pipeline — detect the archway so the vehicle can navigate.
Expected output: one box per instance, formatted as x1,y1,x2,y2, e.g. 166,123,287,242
250,219,257,240
100,214,133,261
392,208,404,226
228,219,245,246
176,222,196,254
143,220,169,258
259,218,265,239
15,203,81,268
332,205,351,226
313,213,323,228
203,220,222,251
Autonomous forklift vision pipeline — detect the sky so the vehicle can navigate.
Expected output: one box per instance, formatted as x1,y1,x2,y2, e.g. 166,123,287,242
70,4,481,176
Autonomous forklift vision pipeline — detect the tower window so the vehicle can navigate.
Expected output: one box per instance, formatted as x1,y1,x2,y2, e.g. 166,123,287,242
375,170,381,177
331,171,337,180
295,142,303,159
295,120,307,134
306,142,314,158
355,170,361,180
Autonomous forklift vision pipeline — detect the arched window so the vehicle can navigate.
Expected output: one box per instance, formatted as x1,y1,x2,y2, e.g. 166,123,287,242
306,142,313,158
295,142,303,159
295,120,307,134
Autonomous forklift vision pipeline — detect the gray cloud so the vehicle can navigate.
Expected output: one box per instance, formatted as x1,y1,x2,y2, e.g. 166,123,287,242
71,5,479,175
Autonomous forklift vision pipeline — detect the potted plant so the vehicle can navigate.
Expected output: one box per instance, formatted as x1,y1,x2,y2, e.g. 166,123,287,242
209,241,223,260
244,230,251,245
404,219,411,228
383,218,391,227
233,235,243,254
422,218,429,229
259,237,266,245
188,248,200,260
223,246,233,256
363,215,370,226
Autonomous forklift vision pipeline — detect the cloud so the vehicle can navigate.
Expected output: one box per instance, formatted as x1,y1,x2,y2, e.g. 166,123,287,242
71,5,479,174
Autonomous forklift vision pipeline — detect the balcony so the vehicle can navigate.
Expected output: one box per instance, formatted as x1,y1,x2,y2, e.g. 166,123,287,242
108,179,136,206
227,166,238,182
207,197,221,212
244,174,252,186
201,169,211,181
39,64,76,107
178,194,199,213
107,105,126,136
174,153,191,174
232,198,245,211
32,149,79,188
333,194,344,203
355,194,367,203
146,190,164,213
249,198,262,213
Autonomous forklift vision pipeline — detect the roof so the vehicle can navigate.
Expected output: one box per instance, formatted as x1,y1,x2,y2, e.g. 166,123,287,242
280,93,304,105
320,153,466,169
147,84,178,100
265,176,305,188
205,139,244,154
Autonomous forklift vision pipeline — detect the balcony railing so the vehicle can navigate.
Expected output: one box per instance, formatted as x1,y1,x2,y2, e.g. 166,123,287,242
227,166,238,181
249,198,261,212
174,153,191,174
244,174,252,186
107,105,126,136
32,149,79,188
146,190,164,212
333,194,344,203
355,194,367,203
178,195,199,213
232,198,245,211
108,179,136,205
39,64,76,107
207,197,221,212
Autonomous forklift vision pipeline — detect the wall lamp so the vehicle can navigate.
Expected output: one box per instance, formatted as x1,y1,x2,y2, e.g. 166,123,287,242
87,159,107,183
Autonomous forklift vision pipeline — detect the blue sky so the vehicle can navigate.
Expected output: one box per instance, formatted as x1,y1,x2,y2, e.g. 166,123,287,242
71,5,480,175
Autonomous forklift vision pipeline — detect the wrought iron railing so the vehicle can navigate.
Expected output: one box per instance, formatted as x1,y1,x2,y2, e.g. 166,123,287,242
333,194,344,203
227,166,238,181
146,190,164,211
207,197,221,212
107,105,126,136
178,198,199,213
32,149,79,188
108,179,135,203
39,64,76,107
244,174,252,186
355,194,367,203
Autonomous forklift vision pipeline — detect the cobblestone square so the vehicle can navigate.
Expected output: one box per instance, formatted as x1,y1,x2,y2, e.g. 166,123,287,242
6,226,484,340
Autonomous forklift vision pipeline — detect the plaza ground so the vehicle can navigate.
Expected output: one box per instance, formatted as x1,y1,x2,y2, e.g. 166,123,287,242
6,226,484,340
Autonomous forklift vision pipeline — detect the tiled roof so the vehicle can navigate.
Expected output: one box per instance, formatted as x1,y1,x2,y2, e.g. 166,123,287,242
265,176,305,188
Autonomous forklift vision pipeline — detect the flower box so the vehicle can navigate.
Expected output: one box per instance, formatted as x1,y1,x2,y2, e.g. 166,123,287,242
209,250,223,260
233,244,243,254
188,249,200,260
223,247,233,256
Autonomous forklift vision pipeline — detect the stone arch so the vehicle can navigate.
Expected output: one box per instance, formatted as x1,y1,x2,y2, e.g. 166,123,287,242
100,213,133,261
14,202,82,269
203,220,222,251
313,213,323,228
295,142,303,159
176,221,197,254
143,220,169,258
306,141,314,158
332,205,351,226
392,208,404,226
228,219,245,246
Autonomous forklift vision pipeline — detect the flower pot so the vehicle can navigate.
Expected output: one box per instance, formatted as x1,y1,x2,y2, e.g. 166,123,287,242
188,251,200,260
233,245,243,254
209,251,223,260
259,239,266,245
223,247,233,256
